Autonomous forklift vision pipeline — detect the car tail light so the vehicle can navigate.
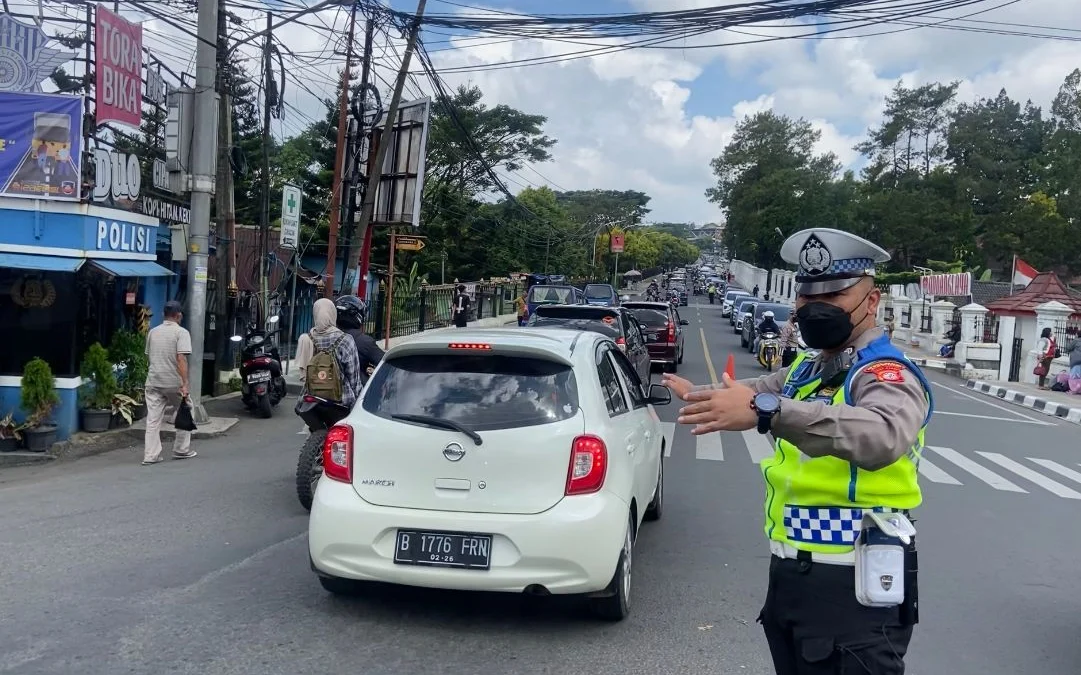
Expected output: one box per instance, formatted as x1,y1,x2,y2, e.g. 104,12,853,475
322,424,353,483
303,395,317,403
448,343,492,351
243,356,272,368
615,337,627,352
666,321,676,344
566,435,607,495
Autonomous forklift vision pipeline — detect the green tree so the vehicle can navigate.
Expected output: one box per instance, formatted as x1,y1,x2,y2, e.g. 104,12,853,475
555,189,651,226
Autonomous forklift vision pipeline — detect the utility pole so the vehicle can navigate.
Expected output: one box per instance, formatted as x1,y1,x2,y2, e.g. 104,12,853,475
258,11,273,319
322,3,357,298
343,12,375,294
353,0,427,296
186,0,220,423
213,0,236,389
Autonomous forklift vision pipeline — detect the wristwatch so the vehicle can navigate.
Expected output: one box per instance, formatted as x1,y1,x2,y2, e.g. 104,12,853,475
751,392,782,435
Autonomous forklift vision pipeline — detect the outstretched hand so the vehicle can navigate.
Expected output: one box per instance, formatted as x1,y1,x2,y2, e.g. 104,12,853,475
660,373,696,401
677,373,757,435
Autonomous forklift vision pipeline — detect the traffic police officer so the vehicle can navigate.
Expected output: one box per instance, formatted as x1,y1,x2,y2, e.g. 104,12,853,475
663,227,933,674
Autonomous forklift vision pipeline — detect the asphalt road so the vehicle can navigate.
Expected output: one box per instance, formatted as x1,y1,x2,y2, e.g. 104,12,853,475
1,295,1078,675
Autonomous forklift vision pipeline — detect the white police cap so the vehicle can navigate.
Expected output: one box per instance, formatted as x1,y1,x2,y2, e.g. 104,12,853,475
779,227,890,296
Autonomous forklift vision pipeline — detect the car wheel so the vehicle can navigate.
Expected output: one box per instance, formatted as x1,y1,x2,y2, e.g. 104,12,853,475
677,346,684,364
588,516,634,621
644,457,663,522
318,575,365,596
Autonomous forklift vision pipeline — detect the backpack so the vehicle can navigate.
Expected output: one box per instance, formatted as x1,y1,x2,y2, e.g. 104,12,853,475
305,330,348,401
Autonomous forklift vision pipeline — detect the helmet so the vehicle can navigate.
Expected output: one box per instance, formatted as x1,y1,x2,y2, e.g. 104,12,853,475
763,311,774,319
335,295,367,330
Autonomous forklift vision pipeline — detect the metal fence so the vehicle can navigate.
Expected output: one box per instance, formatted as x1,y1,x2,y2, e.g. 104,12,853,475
918,304,932,333
900,305,912,328
1053,318,1081,349
981,312,1001,343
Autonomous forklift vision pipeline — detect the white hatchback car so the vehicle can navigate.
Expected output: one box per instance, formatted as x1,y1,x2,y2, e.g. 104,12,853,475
308,327,672,620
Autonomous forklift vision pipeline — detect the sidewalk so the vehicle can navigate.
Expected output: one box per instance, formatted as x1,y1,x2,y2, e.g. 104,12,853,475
282,312,519,393
963,378,1081,425
893,336,955,374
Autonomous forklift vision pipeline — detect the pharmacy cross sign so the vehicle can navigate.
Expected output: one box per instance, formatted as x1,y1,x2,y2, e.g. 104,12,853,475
279,184,302,250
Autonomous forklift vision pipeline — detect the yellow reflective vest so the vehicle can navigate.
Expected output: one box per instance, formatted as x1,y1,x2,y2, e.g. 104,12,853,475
761,336,933,554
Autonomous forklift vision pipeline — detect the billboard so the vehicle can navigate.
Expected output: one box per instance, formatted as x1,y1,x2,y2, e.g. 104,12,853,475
920,272,971,297
95,4,143,128
0,91,83,200
371,97,431,228
0,12,77,92
610,233,625,253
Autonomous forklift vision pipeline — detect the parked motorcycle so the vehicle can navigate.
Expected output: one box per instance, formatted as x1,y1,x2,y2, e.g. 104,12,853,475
757,331,781,371
294,393,351,511
230,315,286,418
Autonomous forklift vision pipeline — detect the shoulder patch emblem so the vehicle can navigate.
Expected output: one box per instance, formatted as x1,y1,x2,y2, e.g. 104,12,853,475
865,362,906,383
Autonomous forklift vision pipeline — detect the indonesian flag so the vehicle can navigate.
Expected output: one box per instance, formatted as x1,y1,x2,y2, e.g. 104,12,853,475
1013,257,1039,286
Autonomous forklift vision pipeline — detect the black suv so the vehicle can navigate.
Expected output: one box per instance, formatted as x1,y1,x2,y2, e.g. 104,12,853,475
526,305,652,385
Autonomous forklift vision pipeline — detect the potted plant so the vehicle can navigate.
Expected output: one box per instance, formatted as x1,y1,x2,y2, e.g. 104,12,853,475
0,412,22,452
109,329,148,420
78,343,117,433
111,393,138,427
20,357,60,452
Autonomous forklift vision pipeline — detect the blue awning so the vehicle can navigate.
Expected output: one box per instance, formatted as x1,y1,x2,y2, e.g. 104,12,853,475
0,252,85,273
89,259,175,277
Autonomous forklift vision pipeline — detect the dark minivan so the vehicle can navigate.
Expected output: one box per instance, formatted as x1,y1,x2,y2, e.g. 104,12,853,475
622,301,688,372
583,283,619,307
526,305,652,385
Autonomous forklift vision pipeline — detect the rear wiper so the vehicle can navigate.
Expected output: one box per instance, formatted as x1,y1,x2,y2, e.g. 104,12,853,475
391,414,483,446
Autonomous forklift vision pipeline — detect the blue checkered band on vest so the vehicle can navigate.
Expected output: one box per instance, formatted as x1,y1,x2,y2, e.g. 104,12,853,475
825,257,875,275
783,505,899,545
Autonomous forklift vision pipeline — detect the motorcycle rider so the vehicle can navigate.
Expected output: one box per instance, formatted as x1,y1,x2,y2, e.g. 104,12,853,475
334,295,384,382
294,298,363,408
754,310,781,356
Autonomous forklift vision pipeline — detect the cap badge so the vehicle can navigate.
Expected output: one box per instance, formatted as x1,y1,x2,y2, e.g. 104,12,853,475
799,234,832,276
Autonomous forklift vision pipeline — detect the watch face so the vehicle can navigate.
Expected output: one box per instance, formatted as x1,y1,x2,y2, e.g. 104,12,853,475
755,392,781,415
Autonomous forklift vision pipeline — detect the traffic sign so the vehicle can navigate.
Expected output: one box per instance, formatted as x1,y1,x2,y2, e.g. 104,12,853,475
280,184,302,249
610,233,625,254
395,235,426,252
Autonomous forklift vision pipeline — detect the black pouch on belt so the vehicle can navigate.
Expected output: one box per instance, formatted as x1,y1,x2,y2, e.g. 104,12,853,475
899,539,919,626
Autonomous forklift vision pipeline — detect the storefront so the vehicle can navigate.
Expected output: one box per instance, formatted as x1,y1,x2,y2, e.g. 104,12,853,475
0,197,172,440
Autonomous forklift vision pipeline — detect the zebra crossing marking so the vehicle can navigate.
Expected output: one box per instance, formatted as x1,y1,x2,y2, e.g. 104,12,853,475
975,452,1081,500
695,433,724,461
916,454,963,485
1029,458,1081,485
741,430,774,464
925,446,1026,493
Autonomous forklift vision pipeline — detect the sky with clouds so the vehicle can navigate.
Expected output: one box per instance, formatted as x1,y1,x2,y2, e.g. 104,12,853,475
14,0,1081,226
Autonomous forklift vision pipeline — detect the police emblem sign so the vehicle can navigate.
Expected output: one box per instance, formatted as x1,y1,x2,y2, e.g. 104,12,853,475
0,12,76,92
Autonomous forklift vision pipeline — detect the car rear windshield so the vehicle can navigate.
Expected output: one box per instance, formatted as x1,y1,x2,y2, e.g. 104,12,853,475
362,354,580,431
756,305,792,321
527,286,575,304
584,284,613,299
528,316,622,339
625,308,669,327
725,291,745,301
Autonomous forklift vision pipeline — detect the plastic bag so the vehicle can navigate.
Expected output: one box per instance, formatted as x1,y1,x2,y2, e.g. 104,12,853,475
174,397,197,431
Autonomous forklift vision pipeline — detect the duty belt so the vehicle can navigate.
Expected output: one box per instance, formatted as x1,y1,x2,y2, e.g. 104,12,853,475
769,540,855,566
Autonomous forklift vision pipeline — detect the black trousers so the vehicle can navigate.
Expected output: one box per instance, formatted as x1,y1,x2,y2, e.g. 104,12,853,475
759,555,914,674
781,348,798,368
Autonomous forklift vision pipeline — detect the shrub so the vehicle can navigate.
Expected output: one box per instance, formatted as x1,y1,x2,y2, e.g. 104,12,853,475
21,357,60,427
79,343,118,410
108,328,148,400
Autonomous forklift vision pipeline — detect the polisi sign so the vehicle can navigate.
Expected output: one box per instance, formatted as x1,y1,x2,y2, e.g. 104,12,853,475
92,148,140,202
95,219,154,254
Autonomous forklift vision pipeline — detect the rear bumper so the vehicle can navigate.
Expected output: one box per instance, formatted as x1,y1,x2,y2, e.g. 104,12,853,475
646,344,677,362
309,479,629,594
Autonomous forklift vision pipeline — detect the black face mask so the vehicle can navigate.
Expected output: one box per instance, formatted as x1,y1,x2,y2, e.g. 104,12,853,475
796,294,870,350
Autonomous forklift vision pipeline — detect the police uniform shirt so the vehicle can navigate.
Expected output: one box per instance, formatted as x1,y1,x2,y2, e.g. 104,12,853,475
740,327,928,471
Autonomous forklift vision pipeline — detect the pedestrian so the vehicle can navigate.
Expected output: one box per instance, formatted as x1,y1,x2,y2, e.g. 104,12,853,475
707,283,717,304
1034,326,1057,389
452,284,471,328
142,300,197,465
663,227,932,674
515,292,528,326
752,283,760,297
779,314,801,368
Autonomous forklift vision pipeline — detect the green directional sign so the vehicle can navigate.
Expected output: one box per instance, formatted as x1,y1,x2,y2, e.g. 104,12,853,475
280,184,302,249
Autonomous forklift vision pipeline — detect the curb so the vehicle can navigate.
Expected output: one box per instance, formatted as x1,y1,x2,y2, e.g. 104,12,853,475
908,358,948,372
964,379,1081,425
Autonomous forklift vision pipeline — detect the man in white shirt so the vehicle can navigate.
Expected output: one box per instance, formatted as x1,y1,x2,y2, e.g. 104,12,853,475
142,300,197,465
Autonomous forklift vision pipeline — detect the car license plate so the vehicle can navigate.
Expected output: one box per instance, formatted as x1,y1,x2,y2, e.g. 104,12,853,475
247,371,271,383
394,530,492,570
646,333,657,342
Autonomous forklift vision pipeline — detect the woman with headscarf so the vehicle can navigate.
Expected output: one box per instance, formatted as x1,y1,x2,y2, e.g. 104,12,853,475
1034,326,1058,390
294,298,364,407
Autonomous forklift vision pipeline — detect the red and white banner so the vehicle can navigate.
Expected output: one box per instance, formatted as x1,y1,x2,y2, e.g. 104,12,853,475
610,233,625,254
1013,257,1038,287
920,272,971,297
95,5,143,129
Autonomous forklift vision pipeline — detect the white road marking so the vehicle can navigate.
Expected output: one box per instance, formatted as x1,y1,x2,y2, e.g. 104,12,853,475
925,446,1027,493
695,433,724,461
741,430,775,464
660,422,675,457
297,426,308,436
1027,459,1081,486
934,410,1052,426
975,452,1081,499
930,381,1051,425
916,455,963,485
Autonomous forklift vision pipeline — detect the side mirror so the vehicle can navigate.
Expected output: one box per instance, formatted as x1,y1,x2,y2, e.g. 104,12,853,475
647,383,672,406
621,295,630,302
679,319,689,326
230,335,242,343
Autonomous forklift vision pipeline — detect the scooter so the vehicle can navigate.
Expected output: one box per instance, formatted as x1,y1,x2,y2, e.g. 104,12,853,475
294,393,351,511
757,331,781,371
231,315,287,419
